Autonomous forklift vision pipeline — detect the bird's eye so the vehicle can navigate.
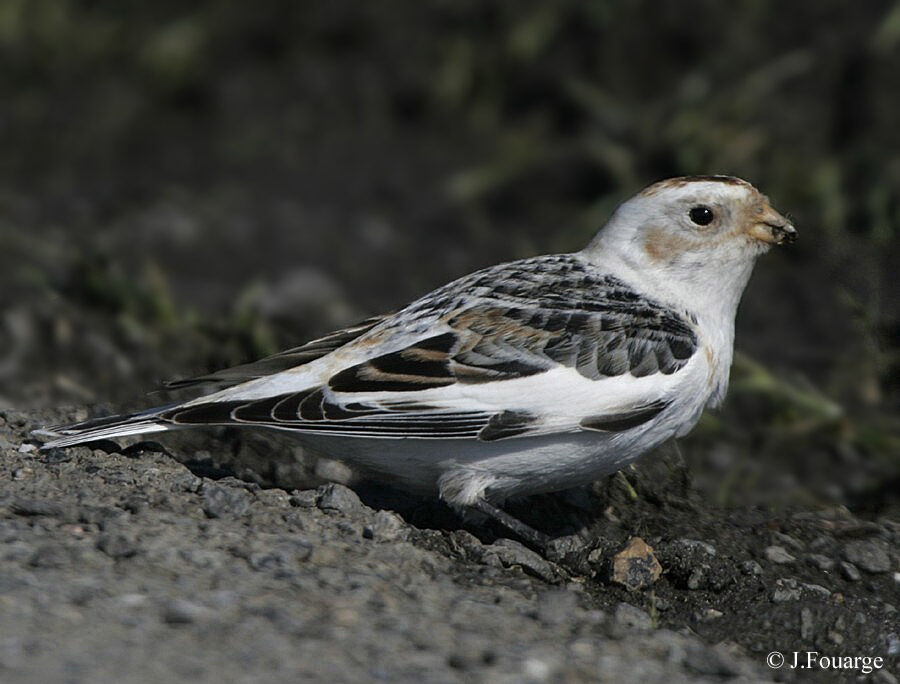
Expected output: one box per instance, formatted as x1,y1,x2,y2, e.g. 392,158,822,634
689,206,714,226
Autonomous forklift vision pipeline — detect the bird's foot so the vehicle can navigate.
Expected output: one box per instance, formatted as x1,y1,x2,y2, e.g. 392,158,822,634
470,498,551,551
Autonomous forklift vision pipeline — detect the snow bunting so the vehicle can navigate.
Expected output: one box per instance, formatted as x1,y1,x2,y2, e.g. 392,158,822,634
41,175,795,543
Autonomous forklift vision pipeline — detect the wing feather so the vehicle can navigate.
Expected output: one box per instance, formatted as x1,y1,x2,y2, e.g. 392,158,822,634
164,314,391,390
157,255,697,442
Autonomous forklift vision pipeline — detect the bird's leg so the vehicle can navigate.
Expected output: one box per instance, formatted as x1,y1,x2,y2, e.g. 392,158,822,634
470,499,550,551
663,438,691,498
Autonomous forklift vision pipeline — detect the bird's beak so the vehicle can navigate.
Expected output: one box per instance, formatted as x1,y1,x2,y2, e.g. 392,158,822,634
747,206,797,246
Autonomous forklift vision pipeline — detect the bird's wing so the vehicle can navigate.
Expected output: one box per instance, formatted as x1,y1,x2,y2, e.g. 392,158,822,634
162,255,700,441
164,314,392,390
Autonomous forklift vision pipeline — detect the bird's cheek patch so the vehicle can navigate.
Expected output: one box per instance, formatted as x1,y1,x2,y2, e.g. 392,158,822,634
642,227,697,264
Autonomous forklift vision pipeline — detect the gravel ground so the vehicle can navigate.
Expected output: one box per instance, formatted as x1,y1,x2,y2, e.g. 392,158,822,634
1,408,897,683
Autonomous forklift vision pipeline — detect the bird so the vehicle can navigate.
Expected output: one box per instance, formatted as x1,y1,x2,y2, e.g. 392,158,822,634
40,175,796,546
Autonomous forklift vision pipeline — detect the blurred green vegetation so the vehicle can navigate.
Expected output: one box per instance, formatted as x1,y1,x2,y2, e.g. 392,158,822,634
0,2,898,487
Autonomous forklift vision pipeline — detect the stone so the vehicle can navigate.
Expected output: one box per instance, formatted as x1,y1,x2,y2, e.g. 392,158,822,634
802,583,831,598
764,545,796,564
202,483,253,518
842,539,892,574
362,510,407,542
740,560,763,576
316,483,364,516
807,553,835,571
610,536,662,590
772,578,802,602
840,561,862,582
678,539,717,556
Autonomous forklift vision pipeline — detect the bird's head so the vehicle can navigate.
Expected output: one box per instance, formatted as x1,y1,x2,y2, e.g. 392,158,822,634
584,176,795,307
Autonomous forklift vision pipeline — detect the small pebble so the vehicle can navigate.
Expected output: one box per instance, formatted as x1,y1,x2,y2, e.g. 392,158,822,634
202,484,252,519
842,539,891,574
772,532,804,550
772,578,801,603
362,510,407,542
840,561,861,582
807,553,835,571
802,583,831,598
171,472,202,493
697,608,723,621
765,546,796,565
316,483,364,516
289,490,318,508
740,560,763,576
610,537,662,591
678,539,717,556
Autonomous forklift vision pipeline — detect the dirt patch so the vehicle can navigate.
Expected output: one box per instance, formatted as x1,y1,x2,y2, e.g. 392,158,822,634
1,408,896,683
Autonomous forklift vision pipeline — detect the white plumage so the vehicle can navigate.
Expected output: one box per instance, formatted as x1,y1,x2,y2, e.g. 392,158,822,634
41,175,795,518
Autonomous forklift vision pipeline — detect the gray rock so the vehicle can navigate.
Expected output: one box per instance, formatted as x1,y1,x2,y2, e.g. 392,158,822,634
765,545,796,564
887,634,900,656
740,560,764,576
202,483,253,518
843,539,892,574
686,567,707,590
362,510,408,542
316,483,364,516
289,489,318,508
772,531,804,550
807,553,835,571
543,534,589,562
446,529,484,559
772,578,802,602
171,471,202,493
802,582,831,598
840,561,862,581
678,539,717,556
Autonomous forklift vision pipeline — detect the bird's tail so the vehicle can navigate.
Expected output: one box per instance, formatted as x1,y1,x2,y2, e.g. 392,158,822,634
35,404,179,449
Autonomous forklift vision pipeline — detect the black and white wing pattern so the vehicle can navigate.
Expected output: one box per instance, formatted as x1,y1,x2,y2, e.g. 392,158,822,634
163,255,699,442
165,314,391,390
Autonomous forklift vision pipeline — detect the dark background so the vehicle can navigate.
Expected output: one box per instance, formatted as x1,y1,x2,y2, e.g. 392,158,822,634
1,1,898,510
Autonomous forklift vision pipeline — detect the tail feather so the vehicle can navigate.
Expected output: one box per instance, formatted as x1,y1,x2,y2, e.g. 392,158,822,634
37,404,178,449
